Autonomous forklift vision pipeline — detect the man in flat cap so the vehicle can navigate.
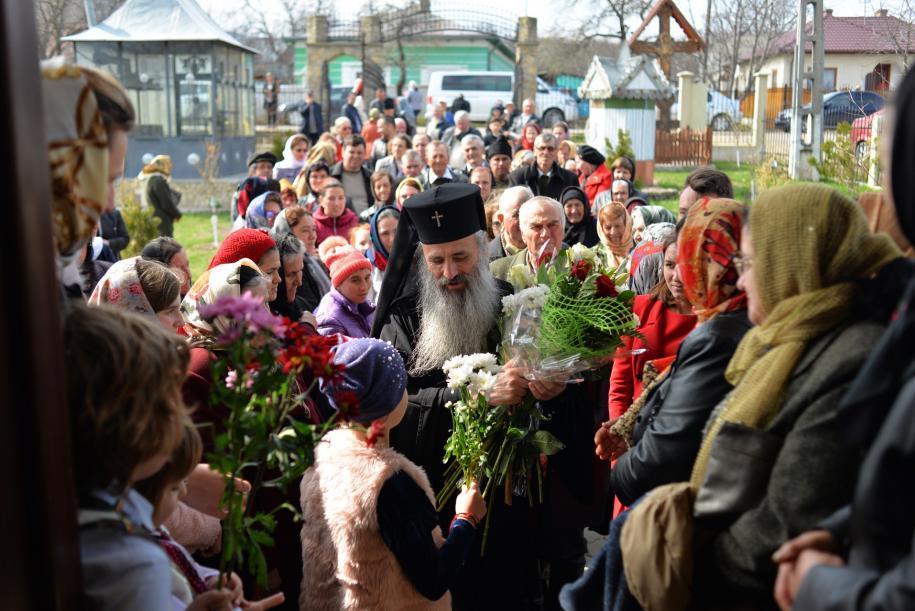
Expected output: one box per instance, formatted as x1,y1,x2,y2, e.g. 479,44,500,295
372,183,565,609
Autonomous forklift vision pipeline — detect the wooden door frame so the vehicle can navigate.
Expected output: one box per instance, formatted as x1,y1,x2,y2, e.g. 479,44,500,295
0,2,81,609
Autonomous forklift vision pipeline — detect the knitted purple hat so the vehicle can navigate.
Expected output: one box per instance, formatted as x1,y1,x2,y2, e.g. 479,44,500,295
320,338,407,423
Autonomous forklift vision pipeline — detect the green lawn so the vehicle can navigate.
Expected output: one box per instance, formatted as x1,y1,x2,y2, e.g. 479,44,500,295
173,212,233,280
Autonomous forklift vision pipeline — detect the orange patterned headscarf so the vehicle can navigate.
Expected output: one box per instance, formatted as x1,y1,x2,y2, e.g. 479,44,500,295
677,197,747,322
41,60,110,258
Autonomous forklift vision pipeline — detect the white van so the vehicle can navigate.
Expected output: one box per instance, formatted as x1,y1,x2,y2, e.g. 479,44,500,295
425,71,578,126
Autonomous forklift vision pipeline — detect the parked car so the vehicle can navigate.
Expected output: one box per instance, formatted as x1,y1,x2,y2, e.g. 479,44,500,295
424,70,579,125
850,108,885,161
775,90,885,132
707,91,743,130
669,90,743,131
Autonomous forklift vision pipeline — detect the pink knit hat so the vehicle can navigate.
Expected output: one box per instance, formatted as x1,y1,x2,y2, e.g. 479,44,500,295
318,235,349,265
327,248,372,287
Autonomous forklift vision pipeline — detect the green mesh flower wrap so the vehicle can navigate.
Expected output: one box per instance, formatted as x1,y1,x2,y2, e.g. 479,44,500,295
537,284,638,361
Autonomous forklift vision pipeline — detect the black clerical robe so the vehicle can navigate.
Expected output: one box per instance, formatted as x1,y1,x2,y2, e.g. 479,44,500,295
378,278,543,609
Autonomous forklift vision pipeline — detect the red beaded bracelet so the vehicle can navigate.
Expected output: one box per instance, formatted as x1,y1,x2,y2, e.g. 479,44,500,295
450,512,479,530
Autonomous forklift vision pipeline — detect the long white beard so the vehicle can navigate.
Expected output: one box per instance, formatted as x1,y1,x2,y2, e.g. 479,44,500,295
410,250,500,377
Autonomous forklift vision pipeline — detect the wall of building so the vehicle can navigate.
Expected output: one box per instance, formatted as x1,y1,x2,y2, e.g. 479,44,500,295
585,99,656,160
738,52,905,91
293,38,514,88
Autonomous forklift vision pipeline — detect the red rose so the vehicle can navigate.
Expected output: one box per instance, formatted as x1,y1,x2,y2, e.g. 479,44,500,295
595,274,618,298
570,259,592,281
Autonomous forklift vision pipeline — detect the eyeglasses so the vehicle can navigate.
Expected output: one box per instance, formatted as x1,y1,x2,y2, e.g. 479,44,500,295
536,146,556,152
733,254,753,275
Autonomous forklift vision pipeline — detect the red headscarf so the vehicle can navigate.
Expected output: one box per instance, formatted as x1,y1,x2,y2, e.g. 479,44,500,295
208,229,276,270
677,197,747,322
519,122,542,152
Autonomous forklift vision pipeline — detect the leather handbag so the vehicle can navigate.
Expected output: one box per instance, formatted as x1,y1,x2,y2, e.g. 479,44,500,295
693,421,783,525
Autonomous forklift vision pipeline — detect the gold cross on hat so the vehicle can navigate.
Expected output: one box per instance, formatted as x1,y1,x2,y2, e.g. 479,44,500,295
431,210,444,228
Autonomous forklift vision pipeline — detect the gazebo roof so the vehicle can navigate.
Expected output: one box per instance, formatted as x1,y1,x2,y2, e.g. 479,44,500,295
579,46,674,100
63,0,257,53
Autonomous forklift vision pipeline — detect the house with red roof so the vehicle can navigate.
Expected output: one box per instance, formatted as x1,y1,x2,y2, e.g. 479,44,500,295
735,8,915,93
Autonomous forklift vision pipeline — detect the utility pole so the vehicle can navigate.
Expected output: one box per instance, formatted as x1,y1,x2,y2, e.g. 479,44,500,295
788,0,824,179
702,0,712,80
83,0,97,27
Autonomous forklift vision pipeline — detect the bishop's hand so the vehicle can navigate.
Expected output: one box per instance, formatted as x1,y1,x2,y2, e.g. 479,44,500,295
488,358,529,406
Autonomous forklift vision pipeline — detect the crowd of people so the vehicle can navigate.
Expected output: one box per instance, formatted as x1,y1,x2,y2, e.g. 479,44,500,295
46,53,915,611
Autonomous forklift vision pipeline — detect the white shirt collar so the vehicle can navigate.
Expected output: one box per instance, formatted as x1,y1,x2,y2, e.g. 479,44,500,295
429,166,454,182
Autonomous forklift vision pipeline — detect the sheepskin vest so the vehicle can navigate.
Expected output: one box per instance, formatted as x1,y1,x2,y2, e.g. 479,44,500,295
299,429,451,611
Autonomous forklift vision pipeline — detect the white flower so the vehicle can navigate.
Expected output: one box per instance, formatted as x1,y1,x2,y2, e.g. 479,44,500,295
571,243,597,264
443,353,501,389
516,284,550,310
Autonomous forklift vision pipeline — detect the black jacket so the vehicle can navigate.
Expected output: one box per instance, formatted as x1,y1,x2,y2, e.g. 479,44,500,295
508,162,579,200
99,210,130,259
793,375,915,611
611,309,753,507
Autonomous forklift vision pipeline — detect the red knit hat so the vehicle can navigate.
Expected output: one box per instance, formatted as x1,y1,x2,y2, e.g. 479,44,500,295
208,229,276,270
327,248,372,287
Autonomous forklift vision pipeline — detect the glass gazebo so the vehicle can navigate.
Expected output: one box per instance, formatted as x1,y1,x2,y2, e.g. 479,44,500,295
64,0,257,179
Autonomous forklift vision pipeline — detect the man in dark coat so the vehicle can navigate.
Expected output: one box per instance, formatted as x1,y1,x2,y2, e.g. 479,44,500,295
509,132,578,200
373,183,561,610
299,90,324,146
340,90,362,133
99,208,130,260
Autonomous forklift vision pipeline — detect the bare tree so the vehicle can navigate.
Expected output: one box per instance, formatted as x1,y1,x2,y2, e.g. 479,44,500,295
705,0,794,93
236,0,332,61
35,0,85,58
563,0,655,41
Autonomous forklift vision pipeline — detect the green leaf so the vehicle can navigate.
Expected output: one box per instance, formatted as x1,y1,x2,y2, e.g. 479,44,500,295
531,430,565,456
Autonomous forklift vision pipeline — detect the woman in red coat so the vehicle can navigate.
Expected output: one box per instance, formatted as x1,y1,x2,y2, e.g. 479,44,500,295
578,145,615,205
608,232,697,420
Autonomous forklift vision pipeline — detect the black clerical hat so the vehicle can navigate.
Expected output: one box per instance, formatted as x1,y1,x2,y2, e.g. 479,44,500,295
403,183,486,245
487,137,513,160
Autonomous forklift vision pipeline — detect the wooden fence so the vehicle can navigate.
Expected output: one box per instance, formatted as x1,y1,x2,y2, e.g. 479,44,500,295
739,86,814,121
655,127,713,166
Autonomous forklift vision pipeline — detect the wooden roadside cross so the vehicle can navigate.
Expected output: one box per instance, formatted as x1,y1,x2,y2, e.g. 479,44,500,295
628,0,704,128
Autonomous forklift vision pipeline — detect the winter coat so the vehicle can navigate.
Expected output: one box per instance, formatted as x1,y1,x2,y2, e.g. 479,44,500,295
314,289,375,338
608,295,697,419
144,174,182,237
691,319,887,606
314,206,360,247
793,374,915,610
581,163,614,206
611,310,752,506
99,210,130,259
508,162,579,201
299,429,451,611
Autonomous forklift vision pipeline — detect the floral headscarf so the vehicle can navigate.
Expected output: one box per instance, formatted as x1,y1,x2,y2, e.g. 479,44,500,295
245,192,280,230
676,197,747,322
181,258,265,343
87,257,156,317
42,60,109,259
139,154,173,178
